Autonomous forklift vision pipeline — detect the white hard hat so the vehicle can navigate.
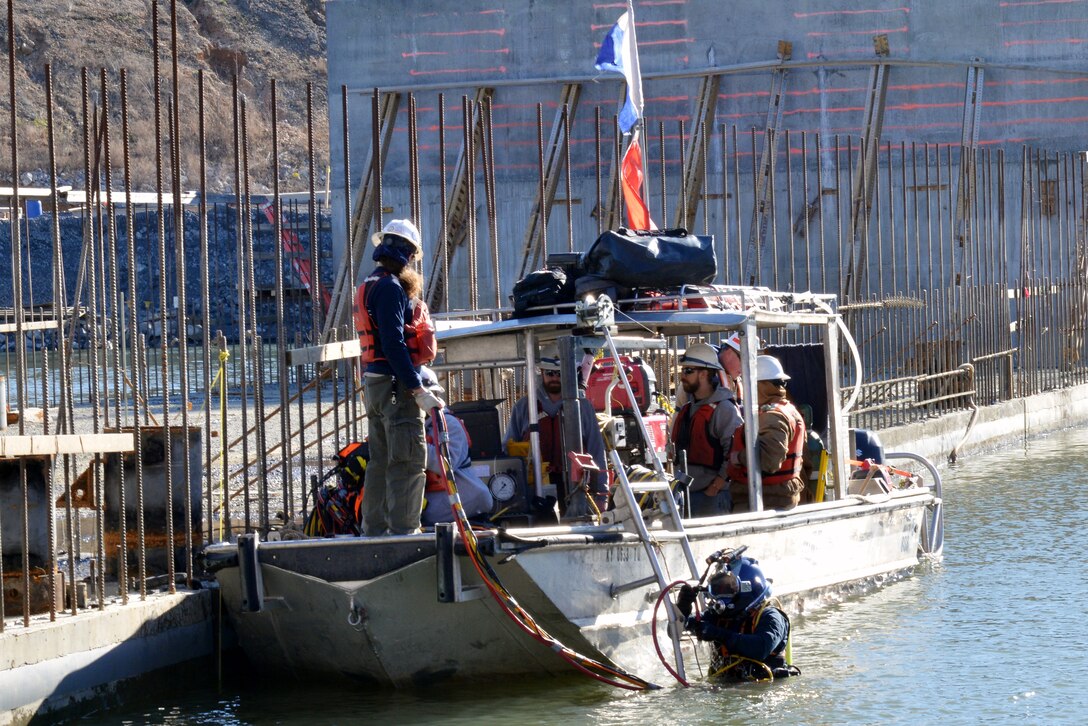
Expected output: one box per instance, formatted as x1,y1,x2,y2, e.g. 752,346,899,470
720,333,741,352
371,218,422,254
419,365,444,394
756,355,790,382
538,344,561,371
679,341,724,372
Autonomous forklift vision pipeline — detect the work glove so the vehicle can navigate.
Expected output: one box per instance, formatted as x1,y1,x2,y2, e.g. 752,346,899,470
675,583,697,618
694,619,730,643
414,389,445,412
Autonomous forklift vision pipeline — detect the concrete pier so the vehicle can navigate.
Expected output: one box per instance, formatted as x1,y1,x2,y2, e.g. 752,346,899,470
0,590,214,726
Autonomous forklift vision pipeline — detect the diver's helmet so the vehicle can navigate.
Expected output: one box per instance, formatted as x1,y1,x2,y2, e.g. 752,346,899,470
707,557,770,615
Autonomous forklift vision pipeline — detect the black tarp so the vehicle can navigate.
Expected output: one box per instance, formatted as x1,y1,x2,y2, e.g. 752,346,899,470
765,344,828,436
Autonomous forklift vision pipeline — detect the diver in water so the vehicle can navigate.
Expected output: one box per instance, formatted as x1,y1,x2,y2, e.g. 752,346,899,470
675,555,801,682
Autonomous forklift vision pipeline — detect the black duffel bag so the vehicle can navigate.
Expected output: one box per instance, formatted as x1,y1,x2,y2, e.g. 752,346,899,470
583,228,716,288
511,268,574,317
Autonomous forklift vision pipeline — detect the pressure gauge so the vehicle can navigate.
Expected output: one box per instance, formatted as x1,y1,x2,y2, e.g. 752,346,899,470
489,472,517,502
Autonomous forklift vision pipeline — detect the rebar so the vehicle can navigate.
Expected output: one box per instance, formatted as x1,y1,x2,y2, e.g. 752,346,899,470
305,80,320,508
563,103,573,252
466,97,479,309
45,61,68,616
484,98,501,309
198,71,214,544
438,93,450,313
271,80,293,521
230,77,251,534
536,103,547,256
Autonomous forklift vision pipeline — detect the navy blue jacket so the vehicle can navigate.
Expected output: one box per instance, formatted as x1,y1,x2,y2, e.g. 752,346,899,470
699,606,788,663
363,267,422,391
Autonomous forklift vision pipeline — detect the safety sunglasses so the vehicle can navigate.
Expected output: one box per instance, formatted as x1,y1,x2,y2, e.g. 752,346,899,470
681,367,699,375
541,370,561,377
381,234,417,254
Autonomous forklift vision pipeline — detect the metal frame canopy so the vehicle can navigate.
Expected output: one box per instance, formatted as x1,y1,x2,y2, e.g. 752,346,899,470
432,288,849,509
434,290,840,368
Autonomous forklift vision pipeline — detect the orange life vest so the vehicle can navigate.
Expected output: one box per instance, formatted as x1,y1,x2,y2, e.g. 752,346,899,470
671,400,724,470
354,270,436,366
725,401,805,486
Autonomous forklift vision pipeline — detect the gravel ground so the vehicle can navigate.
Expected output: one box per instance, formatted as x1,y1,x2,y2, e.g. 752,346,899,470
4,380,368,544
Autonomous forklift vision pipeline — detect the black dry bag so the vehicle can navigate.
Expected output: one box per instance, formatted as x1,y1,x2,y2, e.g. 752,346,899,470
583,228,716,289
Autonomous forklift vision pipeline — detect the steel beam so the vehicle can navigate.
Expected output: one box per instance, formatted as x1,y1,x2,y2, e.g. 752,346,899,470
675,74,721,231
425,86,494,311
518,83,582,279
743,42,791,286
953,65,985,250
842,49,891,303
322,91,401,343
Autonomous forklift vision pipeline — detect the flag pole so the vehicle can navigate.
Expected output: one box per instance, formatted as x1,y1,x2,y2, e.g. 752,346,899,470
625,0,651,228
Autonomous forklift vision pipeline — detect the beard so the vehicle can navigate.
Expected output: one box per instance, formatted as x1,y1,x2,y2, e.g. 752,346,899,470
543,378,562,395
681,378,699,395
396,266,423,299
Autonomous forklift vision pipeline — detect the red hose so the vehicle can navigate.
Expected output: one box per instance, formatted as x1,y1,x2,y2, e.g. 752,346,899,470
652,580,698,687
429,409,657,691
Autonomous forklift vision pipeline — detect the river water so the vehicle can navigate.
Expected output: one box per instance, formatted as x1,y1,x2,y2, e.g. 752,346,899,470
100,426,1088,725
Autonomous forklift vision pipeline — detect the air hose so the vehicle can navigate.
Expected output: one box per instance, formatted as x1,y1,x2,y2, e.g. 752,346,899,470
653,581,696,687
430,408,659,691
812,297,863,415
650,546,752,687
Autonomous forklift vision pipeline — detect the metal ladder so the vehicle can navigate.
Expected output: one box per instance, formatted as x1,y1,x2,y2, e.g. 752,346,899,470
598,324,701,680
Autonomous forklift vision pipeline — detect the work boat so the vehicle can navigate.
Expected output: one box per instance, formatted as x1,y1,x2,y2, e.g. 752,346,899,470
204,287,943,687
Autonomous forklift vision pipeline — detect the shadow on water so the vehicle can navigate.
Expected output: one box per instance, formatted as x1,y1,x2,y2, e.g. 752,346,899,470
70,427,1088,725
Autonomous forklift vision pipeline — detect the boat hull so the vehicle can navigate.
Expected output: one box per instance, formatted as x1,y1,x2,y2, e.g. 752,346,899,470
210,489,934,686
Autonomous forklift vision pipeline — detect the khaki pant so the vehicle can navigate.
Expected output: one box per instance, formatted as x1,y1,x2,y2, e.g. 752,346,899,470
361,374,426,535
729,477,804,513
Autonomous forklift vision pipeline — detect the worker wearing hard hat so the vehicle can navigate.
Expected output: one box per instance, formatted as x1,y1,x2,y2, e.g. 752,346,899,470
670,341,743,516
725,355,807,512
504,343,608,518
355,218,440,536
716,333,743,399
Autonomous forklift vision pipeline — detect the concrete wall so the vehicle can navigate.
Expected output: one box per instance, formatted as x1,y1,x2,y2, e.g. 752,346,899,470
877,381,1088,465
326,1,1088,308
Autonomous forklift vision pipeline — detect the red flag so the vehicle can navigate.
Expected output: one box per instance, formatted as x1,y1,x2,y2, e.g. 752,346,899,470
621,132,655,230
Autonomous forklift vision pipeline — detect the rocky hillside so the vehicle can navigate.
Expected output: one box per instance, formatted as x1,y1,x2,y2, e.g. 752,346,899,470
2,0,328,193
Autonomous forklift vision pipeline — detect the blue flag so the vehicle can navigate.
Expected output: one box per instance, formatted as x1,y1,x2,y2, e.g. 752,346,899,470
595,11,643,135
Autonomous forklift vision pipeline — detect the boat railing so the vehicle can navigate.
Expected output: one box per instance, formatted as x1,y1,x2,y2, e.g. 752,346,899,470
434,286,839,325
431,307,509,324
849,365,976,429
884,451,944,556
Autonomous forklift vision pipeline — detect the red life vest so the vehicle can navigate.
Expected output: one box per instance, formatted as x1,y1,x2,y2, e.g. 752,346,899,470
354,269,436,366
425,418,472,493
514,407,565,485
671,400,724,470
725,401,805,486
538,411,563,483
